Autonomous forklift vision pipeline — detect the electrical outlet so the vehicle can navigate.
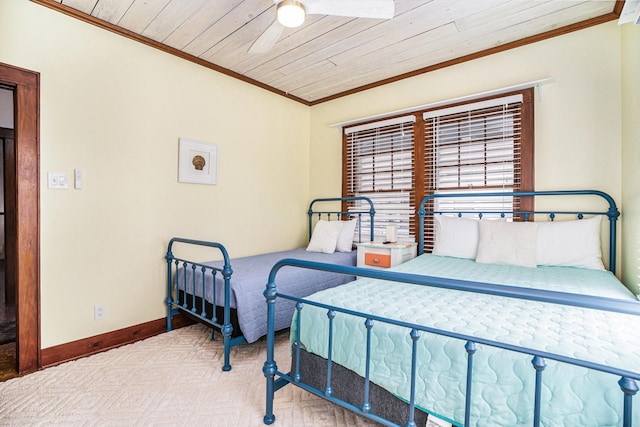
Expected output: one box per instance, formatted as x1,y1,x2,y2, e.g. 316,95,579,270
94,304,105,320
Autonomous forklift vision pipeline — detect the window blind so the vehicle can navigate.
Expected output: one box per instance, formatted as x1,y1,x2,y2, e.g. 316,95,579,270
422,94,524,250
344,116,416,240
423,94,522,194
342,90,532,247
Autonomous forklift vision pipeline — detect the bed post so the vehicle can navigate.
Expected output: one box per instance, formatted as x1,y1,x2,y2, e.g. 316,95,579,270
418,200,427,255
263,272,278,425
464,341,477,426
618,377,638,427
307,204,314,243
221,261,233,372
602,192,620,275
165,239,176,332
532,356,547,427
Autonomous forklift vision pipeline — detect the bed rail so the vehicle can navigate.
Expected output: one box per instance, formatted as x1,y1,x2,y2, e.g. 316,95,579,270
263,259,640,426
418,190,620,273
165,237,235,371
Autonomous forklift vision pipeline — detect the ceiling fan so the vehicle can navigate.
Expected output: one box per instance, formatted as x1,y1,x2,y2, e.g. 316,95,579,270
248,0,395,54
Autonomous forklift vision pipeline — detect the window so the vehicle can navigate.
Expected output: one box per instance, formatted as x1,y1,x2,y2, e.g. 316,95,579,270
344,116,416,240
343,89,534,244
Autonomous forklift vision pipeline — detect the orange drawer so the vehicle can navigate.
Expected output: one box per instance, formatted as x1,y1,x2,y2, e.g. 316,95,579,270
364,252,391,268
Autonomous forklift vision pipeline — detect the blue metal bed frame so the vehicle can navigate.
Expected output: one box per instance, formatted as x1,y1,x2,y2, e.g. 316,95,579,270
263,190,640,426
165,196,374,372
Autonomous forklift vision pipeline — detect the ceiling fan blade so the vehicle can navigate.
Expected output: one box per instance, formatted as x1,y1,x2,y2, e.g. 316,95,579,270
304,0,394,19
248,19,284,54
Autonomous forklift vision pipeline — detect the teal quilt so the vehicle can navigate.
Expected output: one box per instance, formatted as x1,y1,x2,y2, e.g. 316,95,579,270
294,254,640,426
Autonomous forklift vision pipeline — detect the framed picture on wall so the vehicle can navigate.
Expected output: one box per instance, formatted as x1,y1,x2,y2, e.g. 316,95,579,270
178,138,218,185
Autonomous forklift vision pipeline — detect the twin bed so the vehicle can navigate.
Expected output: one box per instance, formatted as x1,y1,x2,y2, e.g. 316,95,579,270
165,197,375,371
262,190,640,427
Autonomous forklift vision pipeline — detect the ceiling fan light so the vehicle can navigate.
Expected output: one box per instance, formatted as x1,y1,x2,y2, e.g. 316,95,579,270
277,1,306,28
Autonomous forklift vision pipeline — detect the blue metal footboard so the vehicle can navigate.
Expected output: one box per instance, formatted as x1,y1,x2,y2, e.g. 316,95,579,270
165,196,375,372
165,237,236,371
263,190,637,426
263,261,640,426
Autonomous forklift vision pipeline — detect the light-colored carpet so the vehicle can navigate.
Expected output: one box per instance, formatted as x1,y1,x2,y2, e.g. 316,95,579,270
0,324,377,426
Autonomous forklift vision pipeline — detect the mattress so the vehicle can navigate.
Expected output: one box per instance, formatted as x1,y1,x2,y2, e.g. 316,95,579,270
179,248,357,343
294,254,640,426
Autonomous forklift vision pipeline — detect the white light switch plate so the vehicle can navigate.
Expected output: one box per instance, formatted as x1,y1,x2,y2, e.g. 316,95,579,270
74,168,83,189
48,172,68,189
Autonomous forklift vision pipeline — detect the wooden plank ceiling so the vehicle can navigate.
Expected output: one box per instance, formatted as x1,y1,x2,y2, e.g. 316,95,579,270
34,0,622,105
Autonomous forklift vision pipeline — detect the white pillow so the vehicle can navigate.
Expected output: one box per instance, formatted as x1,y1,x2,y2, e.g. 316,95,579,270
432,215,480,259
335,219,358,252
476,220,538,268
306,220,344,254
536,216,604,270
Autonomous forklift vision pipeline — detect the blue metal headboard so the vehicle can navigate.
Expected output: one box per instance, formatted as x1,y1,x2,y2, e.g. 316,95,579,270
307,196,375,244
418,190,620,274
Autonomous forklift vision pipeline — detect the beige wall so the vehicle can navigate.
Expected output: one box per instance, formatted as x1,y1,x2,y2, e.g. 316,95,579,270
621,24,640,295
1,0,311,347
310,22,630,281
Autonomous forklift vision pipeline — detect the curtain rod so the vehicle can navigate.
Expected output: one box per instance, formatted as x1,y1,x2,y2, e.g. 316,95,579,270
329,77,554,128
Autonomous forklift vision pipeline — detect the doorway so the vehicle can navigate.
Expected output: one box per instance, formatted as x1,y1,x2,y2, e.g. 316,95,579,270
0,125,16,379
0,62,41,375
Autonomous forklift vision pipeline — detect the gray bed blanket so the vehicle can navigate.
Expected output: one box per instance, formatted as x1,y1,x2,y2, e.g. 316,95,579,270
182,248,357,343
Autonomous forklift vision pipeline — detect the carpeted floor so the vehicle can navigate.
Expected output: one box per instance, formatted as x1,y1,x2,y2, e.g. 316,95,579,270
0,324,377,426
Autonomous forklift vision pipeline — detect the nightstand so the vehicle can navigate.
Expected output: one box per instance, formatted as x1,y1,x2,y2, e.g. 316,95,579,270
356,242,418,269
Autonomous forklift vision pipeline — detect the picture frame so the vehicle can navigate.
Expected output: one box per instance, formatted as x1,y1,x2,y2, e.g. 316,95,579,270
178,138,218,185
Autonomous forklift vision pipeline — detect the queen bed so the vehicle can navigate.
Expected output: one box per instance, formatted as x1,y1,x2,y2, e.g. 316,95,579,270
165,196,374,371
263,190,640,426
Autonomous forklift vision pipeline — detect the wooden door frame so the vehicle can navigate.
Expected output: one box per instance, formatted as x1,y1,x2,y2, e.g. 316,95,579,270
0,62,40,374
